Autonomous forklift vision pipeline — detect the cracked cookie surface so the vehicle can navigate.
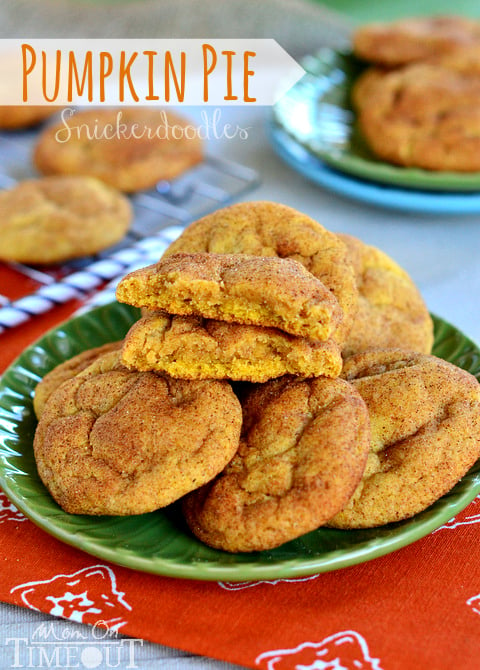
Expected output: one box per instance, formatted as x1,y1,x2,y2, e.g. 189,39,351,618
182,375,370,552
355,61,480,171
0,176,132,264
33,108,203,192
33,350,242,515
338,234,433,356
116,252,342,341
162,201,358,346
121,312,342,382
33,341,122,419
329,349,480,528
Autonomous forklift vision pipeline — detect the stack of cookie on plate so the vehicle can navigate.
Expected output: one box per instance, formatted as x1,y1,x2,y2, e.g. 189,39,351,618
352,15,480,171
32,201,480,552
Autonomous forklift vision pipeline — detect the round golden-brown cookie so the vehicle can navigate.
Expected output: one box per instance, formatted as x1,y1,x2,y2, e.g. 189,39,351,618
329,349,480,528
34,350,242,515
116,252,342,341
338,234,433,356
0,176,132,264
33,108,203,192
121,312,342,382
351,67,388,111
0,105,59,130
162,202,358,346
33,341,122,419
356,61,480,171
182,375,370,552
353,15,480,67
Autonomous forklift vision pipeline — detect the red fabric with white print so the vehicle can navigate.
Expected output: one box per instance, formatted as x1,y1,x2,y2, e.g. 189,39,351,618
1,303,480,670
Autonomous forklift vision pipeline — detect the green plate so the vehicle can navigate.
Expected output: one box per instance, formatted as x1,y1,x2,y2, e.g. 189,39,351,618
1,302,480,581
273,48,480,192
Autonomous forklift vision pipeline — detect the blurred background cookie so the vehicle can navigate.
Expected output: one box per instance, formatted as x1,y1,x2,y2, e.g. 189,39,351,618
163,201,359,347
338,234,434,356
120,312,342,382
33,107,203,192
0,105,59,130
0,175,132,264
34,349,242,516
353,15,480,67
329,349,480,528
183,375,370,552
355,61,480,171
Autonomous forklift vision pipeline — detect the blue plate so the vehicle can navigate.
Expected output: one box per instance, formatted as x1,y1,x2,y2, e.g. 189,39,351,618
270,124,480,215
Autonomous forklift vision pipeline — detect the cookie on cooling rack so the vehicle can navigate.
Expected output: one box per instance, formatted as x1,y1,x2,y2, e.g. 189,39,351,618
33,108,203,192
0,175,132,264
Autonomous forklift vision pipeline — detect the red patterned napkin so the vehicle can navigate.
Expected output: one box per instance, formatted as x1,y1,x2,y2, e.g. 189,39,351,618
1,275,479,670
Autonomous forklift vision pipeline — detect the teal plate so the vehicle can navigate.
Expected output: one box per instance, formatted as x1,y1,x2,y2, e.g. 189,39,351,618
1,302,480,581
273,48,480,192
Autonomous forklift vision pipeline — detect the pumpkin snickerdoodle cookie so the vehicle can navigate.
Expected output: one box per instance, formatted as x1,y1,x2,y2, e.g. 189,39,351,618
33,108,203,192
0,176,132,264
354,61,480,172
162,201,359,346
34,350,242,516
338,234,433,356
353,15,480,67
120,312,342,382
116,252,343,341
0,105,59,130
33,341,122,419
183,375,370,552
329,349,480,529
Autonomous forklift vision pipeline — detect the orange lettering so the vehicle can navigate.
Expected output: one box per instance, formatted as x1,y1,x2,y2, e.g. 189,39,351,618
21,43,36,102
143,50,159,101
68,51,93,102
222,51,238,101
202,43,217,102
99,51,113,102
243,51,256,102
165,51,185,103
42,50,61,102
119,51,139,102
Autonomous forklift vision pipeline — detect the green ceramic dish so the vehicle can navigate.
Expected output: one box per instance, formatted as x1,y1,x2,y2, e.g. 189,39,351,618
1,302,479,581
273,48,480,192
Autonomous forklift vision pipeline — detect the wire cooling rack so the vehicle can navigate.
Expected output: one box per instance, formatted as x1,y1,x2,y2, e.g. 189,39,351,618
0,128,260,333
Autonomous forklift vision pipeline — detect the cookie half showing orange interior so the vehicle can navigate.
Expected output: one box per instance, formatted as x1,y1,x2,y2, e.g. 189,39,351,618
33,341,122,419
161,202,359,347
329,349,480,528
34,350,242,516
121,312,342,382
116,252,342,341
183,376,370,552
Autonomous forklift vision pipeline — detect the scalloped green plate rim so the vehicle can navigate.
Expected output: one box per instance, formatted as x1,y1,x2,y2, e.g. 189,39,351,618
273,48,480,192
0,302,479,581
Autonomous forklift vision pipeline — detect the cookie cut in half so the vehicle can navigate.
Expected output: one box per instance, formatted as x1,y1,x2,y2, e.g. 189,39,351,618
162,201,358,346
121,312,342,382
183,376,370,552
329,349,480,528
34,350,242,516
116,252,342,341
